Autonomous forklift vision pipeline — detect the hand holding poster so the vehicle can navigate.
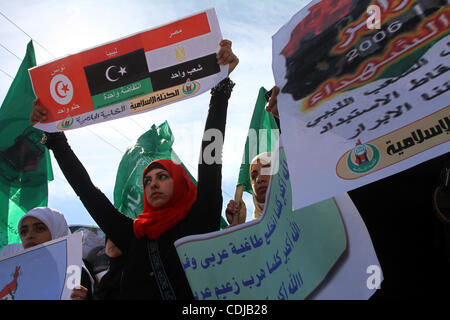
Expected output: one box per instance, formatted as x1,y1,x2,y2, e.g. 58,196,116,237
29,8,227,132
175,146,349,300
0,233,82,300
272,0,450,210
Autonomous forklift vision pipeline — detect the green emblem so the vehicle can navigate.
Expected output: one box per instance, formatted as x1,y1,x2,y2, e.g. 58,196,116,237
57,117,74,130
347,140,380,174
182,79,197,95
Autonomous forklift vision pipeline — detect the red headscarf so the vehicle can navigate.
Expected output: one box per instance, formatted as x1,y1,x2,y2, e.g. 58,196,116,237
133,159,197,240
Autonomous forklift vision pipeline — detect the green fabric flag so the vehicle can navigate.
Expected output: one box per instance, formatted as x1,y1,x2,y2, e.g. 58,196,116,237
237,87,280,194
0,41,54,250
113,121,229,229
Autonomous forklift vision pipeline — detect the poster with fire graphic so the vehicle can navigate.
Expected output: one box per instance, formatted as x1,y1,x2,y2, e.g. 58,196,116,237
273,0,449,210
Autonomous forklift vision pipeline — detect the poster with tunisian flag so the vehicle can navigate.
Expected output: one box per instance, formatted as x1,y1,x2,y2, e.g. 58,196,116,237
29,8,228,132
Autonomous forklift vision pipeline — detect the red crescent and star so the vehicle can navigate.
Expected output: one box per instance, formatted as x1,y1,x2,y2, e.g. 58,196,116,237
54,81,70,98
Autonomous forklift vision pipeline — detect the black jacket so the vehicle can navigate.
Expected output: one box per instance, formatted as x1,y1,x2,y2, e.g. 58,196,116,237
46,78,234,299
93,255,125,300
348,152,450,299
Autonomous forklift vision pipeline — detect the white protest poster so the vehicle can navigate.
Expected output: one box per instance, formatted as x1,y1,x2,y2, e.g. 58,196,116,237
175,140,380,300
29,8,227,132
272,0,450,210
0,232,82,300
309,193,382,300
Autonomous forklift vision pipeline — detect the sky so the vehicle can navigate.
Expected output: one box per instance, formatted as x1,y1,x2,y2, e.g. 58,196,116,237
0,0,310,227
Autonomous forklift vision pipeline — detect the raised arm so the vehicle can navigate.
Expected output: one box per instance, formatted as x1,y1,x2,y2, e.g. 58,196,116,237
190,40,238,233
31,102,134,253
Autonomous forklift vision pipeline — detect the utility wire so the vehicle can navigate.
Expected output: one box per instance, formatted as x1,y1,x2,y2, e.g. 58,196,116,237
128,117,148,132
0,42,21,61
0,13,132,151
85,127,125,153
105,122,134,142
0,10,55,58
0,67,13,79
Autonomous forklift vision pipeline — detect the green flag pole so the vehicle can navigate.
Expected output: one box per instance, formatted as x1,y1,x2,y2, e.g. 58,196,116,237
0,41,53,250
234,87,279,224
232,185,244,226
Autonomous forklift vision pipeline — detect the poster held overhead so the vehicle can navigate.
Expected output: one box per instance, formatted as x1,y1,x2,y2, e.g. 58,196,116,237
29,8,228,132
272,0,450,210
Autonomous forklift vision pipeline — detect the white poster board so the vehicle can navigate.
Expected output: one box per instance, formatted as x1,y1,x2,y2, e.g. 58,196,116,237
272,0,449,210
0,232,82,300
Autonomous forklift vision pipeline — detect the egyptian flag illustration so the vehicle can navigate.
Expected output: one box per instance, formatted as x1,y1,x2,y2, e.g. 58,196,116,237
143,11,221,92
84,49,154,109
0,266,20,300
126,10,224,113
280,0,447,101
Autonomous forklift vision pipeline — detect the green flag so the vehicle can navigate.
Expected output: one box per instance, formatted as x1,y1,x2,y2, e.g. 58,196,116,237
113,121,229,229
237,87,280,194
0,41,54,250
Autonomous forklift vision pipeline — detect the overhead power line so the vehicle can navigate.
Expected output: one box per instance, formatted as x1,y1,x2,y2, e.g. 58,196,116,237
0,10,55,58
128,117,148,132
0,10,134,152
85,127,125,153
0,67,13,79
105,122,134,142
0,42,22,61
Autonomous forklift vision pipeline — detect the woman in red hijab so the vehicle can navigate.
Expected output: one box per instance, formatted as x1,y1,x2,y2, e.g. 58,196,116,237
134,159,197,240
31,40,238,299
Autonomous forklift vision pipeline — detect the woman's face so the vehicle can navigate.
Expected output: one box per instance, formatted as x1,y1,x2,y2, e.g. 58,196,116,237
250,160,271,203
19,216,52,249
144,168,174,208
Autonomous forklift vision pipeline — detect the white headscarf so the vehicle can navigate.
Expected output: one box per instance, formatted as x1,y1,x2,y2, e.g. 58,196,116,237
250,152,273,219
14,208,95,291
18,207,70,240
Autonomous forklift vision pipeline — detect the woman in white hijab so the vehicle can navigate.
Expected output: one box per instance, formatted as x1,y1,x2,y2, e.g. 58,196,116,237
1,207,94,300
18,207,70,249
1,207,69,257
226,86,280,226
249,152,273,219
0,207,69,256
226,152,273,224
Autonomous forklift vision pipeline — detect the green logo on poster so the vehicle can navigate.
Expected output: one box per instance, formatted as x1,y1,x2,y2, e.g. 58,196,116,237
182,78,197,95
57,117,74,130
347,139,379,174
